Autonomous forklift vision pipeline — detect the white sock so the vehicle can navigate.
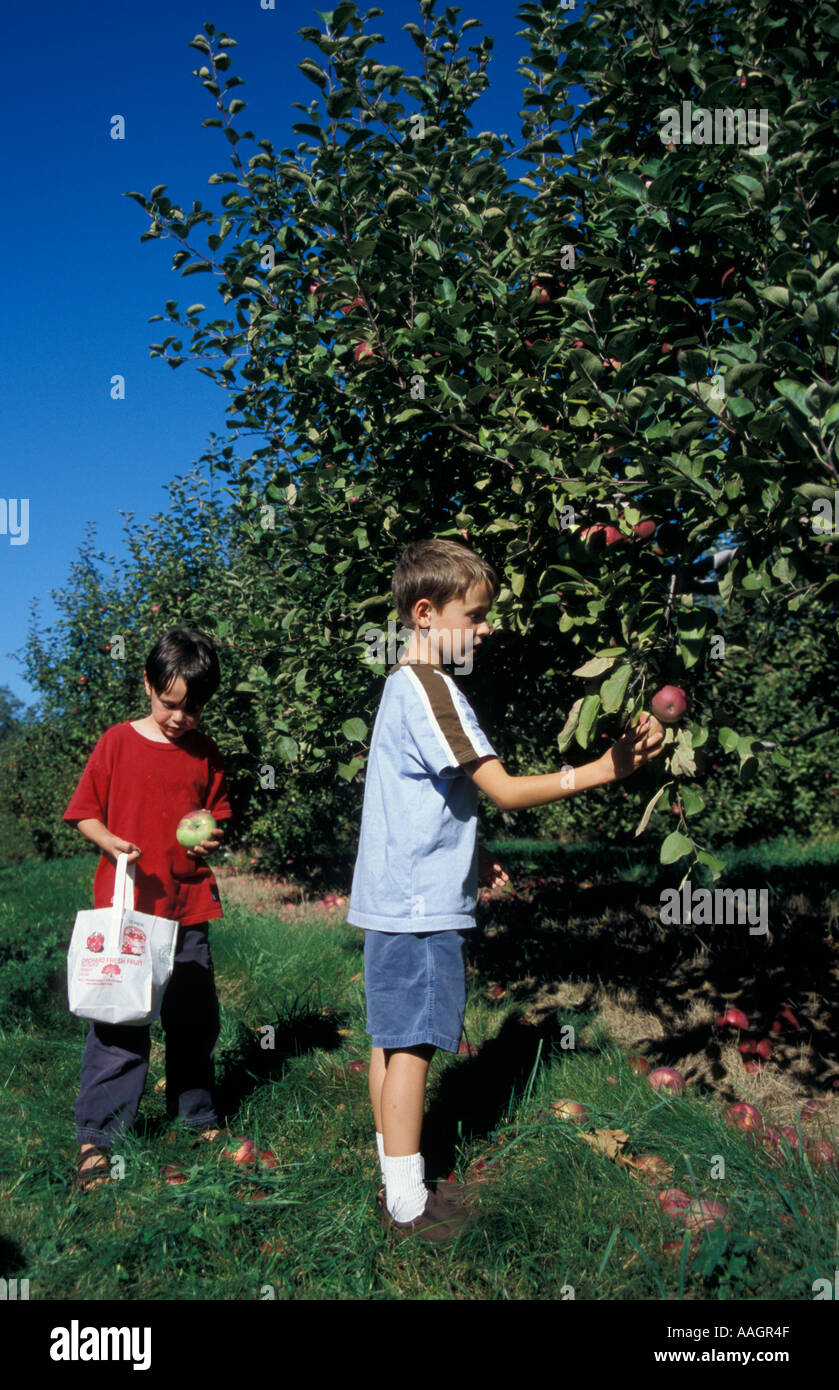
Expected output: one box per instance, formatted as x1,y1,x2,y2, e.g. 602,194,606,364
383,1152,427,1223
376,1131,386,1186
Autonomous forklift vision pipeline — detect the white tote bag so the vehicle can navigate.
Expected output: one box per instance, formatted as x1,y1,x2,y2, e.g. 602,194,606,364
67,853,180,1026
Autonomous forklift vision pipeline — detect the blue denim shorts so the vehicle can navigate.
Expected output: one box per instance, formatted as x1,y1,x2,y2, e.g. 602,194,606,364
362,928,469,1053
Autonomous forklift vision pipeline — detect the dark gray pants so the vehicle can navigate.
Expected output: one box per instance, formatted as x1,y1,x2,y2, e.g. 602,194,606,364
74,922,221,1147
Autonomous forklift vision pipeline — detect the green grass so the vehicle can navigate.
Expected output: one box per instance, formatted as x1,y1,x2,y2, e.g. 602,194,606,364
1,852,837,1300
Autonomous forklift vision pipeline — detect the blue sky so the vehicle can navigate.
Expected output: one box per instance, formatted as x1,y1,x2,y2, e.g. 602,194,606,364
1,0,544,711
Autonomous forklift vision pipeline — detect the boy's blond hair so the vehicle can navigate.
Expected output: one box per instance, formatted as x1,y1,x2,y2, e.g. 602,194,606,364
392,538,500,629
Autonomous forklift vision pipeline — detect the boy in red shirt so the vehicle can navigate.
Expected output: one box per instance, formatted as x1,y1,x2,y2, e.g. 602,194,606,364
63,628,233,1189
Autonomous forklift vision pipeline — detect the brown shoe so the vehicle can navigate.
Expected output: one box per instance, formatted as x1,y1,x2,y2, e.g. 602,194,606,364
432,1176,485,1209
378,1188,472,1245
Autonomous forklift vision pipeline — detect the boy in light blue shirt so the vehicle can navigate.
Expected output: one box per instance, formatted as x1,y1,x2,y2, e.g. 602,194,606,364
348,539,664,1244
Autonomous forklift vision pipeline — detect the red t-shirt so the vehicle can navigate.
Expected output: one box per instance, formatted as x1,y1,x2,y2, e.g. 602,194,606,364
63,721,232,927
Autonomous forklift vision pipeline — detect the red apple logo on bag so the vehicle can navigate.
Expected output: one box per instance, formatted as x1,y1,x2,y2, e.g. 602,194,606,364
86,933,104,953
120,925,146,956
102,963,121,977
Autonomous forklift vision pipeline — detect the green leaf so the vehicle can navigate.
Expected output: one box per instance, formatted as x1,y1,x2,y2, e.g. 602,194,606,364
758,286,790,308
337,757,364,781
660,831,692,865
575,693,601,750
573,655,616,678
600,662,631,714
775,379,810,415
341,717,367,742
276,736,299,762
697,850,726,878
680,785,705,816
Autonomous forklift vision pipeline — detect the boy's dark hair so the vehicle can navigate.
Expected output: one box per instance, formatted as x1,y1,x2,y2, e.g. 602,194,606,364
392,539,500,629
144,629,220,714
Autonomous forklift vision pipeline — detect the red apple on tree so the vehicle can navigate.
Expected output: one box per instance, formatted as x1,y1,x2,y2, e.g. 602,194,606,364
650,685,688,723
341,293,366,314
353,341,376,363
632,519,657,540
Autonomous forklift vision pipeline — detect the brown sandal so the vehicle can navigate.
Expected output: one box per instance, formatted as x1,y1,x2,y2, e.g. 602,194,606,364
75,1145,111,1191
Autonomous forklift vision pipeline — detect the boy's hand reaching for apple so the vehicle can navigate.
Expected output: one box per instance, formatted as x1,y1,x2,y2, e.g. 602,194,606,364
605,713,665,782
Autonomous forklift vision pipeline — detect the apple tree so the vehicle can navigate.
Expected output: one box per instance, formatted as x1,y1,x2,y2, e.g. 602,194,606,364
123,0,839,874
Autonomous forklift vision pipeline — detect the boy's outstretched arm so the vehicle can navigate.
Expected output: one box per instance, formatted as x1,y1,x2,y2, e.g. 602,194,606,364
465,715,665,812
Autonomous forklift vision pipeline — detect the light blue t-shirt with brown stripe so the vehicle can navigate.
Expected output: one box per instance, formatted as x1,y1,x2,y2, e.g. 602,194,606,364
347,658,498,933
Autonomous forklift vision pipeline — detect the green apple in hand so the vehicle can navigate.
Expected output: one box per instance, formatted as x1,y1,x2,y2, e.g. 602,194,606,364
176,809,217,850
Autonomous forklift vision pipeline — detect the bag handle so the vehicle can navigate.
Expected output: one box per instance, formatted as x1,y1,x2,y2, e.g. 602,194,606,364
106,853,137,952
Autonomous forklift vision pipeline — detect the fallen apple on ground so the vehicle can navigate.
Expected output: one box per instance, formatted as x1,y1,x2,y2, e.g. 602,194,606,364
662,1236,698,1257
628,1056,651,1076
347,1059,367,1076
725,1102,763,1131
632,1154,673,1184
657,1188,692,1217
550,1098,588,1122
801,1099,827,1122
176,808,217,849
222,1137,257,1166
759,1126,784,1161
648,1067,685,1095
682,1198,729,1231
160,1164,188,1186
773,1006,802,1032
806,1140,839,1167
716,1007,750,1030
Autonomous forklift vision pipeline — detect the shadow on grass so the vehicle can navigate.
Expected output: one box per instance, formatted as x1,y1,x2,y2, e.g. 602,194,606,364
422,1011,569,1179
463,875,839,1102
134,1000,347,1141
0,1234,28,1279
